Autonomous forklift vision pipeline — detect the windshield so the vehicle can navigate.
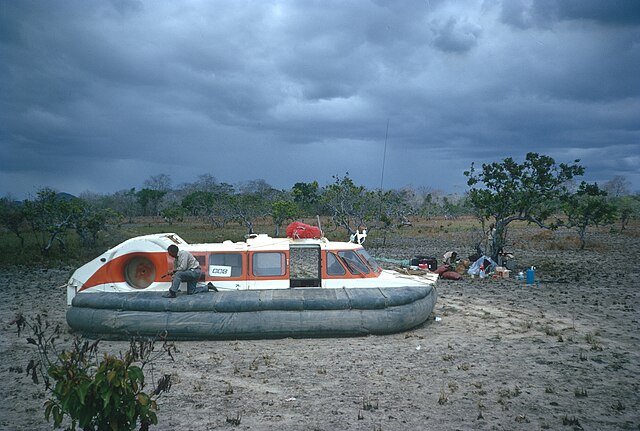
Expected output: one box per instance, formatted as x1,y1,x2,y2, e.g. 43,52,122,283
356,248,381,273
337,250,370,275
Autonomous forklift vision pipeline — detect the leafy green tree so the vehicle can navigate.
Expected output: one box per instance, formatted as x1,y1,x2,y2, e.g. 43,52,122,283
136,188,166,216
23,188,83,254
418,191,438,219
561,182,618,249
292,181,320,215
0,196,27,247
181,188,235,227
72,206,118,245
441,195,472,219
161,204,185,225
182,191,214,217
465,153,584,262
271,199,300,236
616,195,640,230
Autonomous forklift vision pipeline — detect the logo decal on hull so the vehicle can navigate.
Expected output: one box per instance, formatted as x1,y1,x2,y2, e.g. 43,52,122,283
209,265,232,277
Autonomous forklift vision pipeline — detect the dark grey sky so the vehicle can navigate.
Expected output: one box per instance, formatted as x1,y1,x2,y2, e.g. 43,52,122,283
2,0,639,198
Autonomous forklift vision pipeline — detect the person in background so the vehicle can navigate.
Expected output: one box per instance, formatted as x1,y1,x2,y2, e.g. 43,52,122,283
163,244,205,298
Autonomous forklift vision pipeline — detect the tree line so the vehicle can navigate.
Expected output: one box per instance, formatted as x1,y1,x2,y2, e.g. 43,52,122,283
1,155,638,260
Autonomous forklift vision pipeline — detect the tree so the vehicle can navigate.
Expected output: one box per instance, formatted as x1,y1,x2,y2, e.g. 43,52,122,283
292,181,320,215
238,179,278,199
192,174,218,192
465,153,584,262
321,174,373,237
603,175,631,198
110,188,139,223
181,187,235,227
182,191,215,217
562,182,618,249
161,204,185,225
271,199,300,237
72,206,118,245
143,173,172,192
375,189,415,245
234,191,275,234
417,190,438,219
136,188,166,217
616,195,640,230
0,196,27,247
23,188,83,254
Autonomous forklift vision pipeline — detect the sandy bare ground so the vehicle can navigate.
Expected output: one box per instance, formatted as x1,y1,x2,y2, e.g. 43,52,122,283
1,224,639,430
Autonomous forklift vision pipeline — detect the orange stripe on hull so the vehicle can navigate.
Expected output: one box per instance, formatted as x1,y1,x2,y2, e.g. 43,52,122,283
81,252,170,291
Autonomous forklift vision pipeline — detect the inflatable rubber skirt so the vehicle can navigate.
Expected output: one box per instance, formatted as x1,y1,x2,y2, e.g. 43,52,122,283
66,286,437,340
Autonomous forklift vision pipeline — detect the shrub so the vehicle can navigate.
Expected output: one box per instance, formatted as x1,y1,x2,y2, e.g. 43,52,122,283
13,314,175,431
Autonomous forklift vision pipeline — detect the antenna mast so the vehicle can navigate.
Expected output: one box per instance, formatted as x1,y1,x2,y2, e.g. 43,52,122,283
379,119,389,191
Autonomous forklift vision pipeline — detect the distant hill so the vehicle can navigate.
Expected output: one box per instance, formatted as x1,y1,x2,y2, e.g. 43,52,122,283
55,192,77,202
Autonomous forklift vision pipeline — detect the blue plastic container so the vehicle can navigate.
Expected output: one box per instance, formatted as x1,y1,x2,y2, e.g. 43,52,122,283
526,267,535,285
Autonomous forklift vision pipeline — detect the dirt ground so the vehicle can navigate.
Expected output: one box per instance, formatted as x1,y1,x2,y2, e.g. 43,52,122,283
1,224,639,430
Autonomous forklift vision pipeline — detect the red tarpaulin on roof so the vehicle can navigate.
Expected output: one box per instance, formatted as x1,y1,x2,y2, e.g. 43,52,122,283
286,221,322,239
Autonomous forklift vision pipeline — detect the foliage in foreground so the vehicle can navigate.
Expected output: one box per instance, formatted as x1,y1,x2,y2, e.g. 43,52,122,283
12,314,175,431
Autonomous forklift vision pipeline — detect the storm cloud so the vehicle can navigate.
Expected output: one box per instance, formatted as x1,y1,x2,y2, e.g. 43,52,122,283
1,0,639,198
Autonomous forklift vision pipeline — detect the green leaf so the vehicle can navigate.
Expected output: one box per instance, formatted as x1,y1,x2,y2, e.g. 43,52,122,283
44,401,53,421
102,391,111,409
107,369,116,383
128,365,143,382
52,406,63,427
76,380,91,405
137,393,149,407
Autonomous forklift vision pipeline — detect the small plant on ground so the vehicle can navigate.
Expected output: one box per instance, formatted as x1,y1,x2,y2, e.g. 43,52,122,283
438,387,449,405
542,325,560,337
562,415,581,427
13,313,175,431
611,400,625,411
362,395,379,411
574,387,588,398
585,332,603,351
226,412,242,425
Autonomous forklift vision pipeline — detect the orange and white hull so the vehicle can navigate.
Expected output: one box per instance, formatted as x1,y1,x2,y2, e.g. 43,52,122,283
67,233,437,305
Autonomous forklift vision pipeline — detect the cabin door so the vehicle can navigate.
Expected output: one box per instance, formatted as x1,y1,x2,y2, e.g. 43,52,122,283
289,245,322,288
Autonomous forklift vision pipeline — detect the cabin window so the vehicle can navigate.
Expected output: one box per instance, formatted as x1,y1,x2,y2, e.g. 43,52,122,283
252,252,286,277
208,253,243,278
326,252,346,276
337,250,370,275
355,249,381,273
